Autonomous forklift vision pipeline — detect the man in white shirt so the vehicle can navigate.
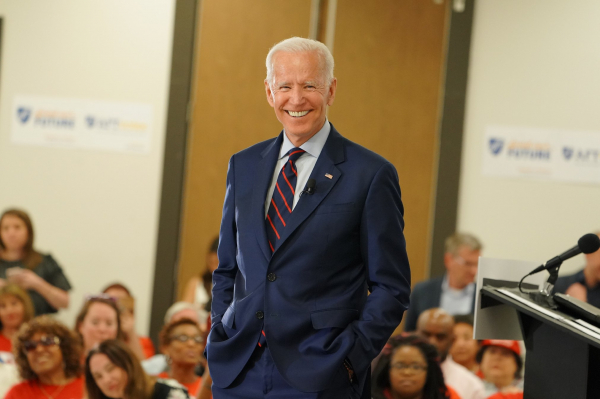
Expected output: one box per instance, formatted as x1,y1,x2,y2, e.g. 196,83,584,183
417,308,485,399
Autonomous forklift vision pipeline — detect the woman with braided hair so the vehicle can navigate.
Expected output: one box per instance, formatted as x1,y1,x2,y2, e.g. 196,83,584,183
372,335,460,399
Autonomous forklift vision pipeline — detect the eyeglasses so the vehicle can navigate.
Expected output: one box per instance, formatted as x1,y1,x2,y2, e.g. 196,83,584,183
390,362,427,373
170,334,203,344
23,335,60,353
454,256,478,268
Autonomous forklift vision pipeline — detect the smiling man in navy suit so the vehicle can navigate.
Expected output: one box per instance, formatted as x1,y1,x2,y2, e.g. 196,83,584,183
206,37,411,398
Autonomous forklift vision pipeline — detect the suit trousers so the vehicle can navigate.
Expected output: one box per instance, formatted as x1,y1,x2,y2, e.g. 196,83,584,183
212,344,361,399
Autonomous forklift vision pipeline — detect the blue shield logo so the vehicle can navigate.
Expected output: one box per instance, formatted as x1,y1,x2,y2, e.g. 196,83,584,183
562,147,574,160
17,107,32,124
86,116,95,128
489,138,504,156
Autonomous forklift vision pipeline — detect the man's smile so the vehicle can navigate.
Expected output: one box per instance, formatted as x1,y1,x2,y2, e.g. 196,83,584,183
285,110,310,117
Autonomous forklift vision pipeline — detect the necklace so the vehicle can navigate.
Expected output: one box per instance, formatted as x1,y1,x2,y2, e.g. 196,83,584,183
37,380,68,399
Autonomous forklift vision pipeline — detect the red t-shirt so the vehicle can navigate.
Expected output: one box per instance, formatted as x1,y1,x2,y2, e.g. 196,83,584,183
0,333,12,352
139,336,156,359
488,393,524,399
158,372,202,397
4,377,84,399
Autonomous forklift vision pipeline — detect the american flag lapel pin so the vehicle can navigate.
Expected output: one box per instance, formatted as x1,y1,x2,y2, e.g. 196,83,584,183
325,173,333,179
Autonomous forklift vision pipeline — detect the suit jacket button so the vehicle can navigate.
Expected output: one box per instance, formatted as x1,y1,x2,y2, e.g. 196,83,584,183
267,273,277,282
256,311,264,319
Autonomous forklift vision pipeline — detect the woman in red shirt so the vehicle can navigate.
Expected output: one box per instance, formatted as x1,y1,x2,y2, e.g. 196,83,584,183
158,318,204,397
0,284,35,353
4,315,84,399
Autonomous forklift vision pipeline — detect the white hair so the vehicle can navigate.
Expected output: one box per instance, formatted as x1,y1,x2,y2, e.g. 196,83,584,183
265,37,334,86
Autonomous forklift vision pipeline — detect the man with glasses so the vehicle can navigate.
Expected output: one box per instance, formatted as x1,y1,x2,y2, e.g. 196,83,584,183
404,232,482,332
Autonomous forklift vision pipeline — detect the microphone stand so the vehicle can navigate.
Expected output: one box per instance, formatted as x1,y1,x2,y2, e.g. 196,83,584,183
527,263,561,309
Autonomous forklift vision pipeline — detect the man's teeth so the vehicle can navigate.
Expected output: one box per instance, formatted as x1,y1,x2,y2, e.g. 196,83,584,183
287,110,309,117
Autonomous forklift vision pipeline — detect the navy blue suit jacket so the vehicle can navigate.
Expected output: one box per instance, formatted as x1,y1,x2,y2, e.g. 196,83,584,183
206,125,411,394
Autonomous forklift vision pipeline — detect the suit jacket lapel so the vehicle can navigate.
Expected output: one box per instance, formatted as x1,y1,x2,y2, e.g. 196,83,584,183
273,126,346,254
252,133,283,262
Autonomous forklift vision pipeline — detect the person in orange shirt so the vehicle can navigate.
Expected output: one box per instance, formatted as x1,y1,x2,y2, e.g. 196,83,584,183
372,335,461,399
4,315,84,399
102,282,156,359
0,284,35,353
158,318,204,397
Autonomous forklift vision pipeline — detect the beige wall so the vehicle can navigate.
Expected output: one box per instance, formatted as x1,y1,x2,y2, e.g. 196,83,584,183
0,0,175,333
459,0,600,273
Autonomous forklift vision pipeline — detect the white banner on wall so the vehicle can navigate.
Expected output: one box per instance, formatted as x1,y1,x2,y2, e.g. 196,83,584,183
482,125,600,184
12,95,153,153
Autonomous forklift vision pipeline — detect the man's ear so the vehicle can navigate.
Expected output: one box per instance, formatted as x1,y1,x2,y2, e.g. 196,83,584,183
443,252,453,270
265,80,275,107
326,78,337,106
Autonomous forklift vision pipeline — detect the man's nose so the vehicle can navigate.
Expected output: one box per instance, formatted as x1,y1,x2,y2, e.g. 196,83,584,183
289,87,305,104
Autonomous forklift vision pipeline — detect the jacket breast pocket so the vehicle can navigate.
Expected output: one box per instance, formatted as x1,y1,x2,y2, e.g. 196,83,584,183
311,308,359,329
315,202,355,215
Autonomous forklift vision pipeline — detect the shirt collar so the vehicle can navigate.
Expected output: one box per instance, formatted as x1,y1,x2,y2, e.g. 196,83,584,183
441,274,475,295
280,119,330,159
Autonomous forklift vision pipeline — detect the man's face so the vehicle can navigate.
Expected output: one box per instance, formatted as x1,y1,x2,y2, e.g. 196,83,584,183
417,317,454,358
265,51,336,146
444,245,480,289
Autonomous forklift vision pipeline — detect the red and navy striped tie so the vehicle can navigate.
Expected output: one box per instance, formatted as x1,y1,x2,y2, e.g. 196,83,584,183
259,147,305,347
265,147,305,254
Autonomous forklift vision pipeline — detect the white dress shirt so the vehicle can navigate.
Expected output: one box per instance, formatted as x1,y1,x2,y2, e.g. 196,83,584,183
264,120,330,216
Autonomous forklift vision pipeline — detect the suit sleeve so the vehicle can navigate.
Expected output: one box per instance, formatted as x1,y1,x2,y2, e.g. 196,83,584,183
210,156,238,326
346,161,411,377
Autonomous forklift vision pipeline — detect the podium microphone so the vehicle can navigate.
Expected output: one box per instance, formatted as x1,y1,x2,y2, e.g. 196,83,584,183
519,233,600,302
528,233,600,277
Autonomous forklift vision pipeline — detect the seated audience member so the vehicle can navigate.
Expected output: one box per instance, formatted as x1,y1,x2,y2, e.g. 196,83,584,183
142,301,201,375
103,282,155,360
555,232,600,308
75,296,124,358
0,284,35,354
477,340,523,398
0,209,72,315
158,318,204,397
86,339,190,399
4,315,84,399
417,308,485,399
405,233,482,331
449,314,481,374
182,236,219,327
372,334,460,399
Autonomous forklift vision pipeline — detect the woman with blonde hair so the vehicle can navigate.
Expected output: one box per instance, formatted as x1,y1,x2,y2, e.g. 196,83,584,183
0,284,35,353
0,209,72,315
86,339,190,399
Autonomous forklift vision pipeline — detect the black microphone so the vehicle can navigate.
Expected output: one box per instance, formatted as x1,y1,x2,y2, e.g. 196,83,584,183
528,233,600,276
300,179,316,196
